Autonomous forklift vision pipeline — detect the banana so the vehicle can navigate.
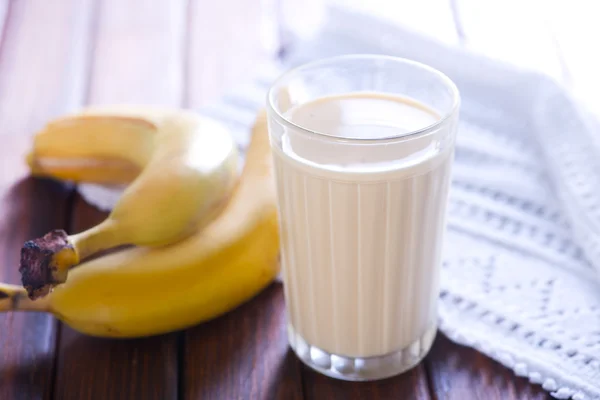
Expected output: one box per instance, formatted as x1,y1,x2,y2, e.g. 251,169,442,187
21,106,239,299
1,111,279,338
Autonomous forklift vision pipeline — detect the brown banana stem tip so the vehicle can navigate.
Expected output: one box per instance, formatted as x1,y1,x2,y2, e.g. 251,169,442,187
19,229,74,300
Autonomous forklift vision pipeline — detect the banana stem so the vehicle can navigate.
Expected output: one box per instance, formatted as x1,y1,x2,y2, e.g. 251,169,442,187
19,220,121,300
71,219,121,260
0,283,50,312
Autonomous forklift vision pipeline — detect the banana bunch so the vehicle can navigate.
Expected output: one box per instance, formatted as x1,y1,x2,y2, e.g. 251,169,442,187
20,106,240,298
0,109,280,338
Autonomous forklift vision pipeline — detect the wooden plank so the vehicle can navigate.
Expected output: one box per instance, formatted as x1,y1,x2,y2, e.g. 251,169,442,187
426,335,550,400
183,2,304,398
0,0,95,399
0,155,70,400
54,198,179,400
88,0,185,105
303,366,431,400
52,1,187,399
186,0,273,107
184,284,304,400
453,0,566,81
0,0,94,137
0,0,9,46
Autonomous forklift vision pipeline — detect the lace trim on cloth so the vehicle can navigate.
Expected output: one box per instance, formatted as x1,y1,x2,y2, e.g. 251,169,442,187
79,7,600,399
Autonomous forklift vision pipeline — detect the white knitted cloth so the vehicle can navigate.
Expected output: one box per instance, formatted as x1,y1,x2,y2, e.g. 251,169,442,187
79,7,600,399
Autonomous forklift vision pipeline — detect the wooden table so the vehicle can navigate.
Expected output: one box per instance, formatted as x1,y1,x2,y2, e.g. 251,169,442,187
0,0,593,398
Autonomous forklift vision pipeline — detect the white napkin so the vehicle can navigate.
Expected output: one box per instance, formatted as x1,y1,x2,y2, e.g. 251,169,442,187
79,6,600,399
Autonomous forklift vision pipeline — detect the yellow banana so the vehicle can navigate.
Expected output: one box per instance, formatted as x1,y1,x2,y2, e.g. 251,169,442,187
1,111,279,338
21,106,239,299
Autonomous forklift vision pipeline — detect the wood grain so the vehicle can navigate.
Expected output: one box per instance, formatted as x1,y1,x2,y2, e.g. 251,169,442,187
0,0,95,398
0,166,70,400
184,283,304,400
303,365,431,400
53,1,188,399
182,4,304,398
54,197,179,400
88,0,187,105
186,0,273,107
0,0,9,46
0,0,95,136
425,335,550,400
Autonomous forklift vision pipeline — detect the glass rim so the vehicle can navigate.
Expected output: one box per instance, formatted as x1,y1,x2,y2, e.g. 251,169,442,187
266,54,460,143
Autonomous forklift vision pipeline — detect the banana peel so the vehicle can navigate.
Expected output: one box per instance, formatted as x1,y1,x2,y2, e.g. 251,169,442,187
20,106,239,299
0,110,280,338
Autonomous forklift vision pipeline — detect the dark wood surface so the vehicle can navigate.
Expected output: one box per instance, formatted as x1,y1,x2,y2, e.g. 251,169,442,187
184,283,304,400
302,363,431,400
54,197,180,400
1,0,592,398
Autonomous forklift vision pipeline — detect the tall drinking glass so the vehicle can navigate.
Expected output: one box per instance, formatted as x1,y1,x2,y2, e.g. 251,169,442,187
266,55,460,381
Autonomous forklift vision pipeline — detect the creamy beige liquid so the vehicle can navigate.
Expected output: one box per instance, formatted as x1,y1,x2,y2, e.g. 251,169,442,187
273,92,453,358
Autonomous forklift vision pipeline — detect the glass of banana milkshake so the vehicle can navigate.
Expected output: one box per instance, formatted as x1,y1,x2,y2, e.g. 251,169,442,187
266,55,460,381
